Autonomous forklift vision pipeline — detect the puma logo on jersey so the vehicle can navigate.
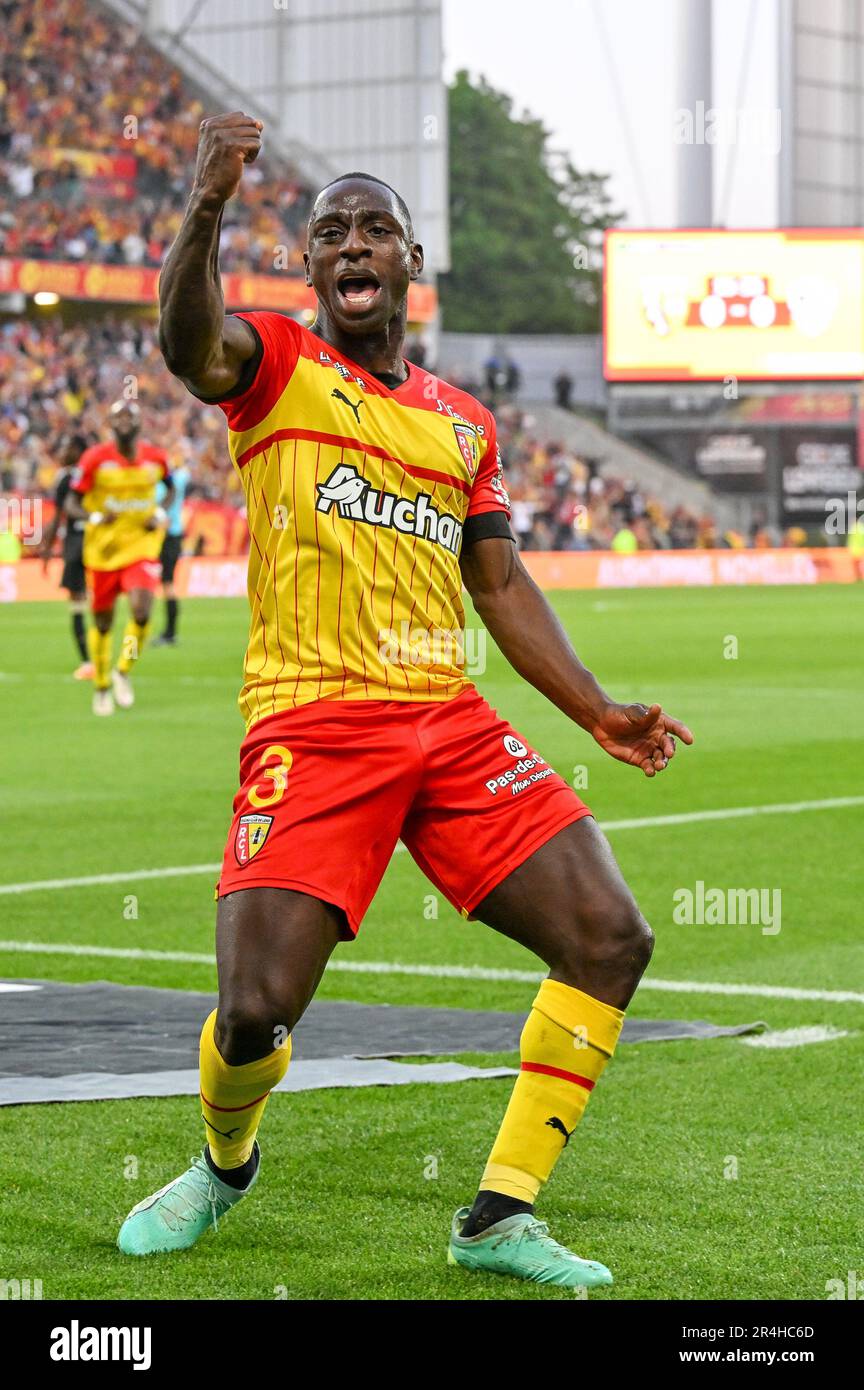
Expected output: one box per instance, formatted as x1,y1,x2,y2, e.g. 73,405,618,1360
331,388,364,423
315,463,464,554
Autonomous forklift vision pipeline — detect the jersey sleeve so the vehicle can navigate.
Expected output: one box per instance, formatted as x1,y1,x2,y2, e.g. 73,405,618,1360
198,311,302,431
69,446,103,496
463,411,513,544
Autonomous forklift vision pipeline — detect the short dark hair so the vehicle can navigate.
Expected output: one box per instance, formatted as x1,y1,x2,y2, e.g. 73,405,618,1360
311,172,413,239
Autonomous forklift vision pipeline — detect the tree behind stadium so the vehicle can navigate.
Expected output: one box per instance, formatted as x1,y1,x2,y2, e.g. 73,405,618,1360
440,71,623,334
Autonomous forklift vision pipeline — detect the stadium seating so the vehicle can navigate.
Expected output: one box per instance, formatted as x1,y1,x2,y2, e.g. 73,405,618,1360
0,2,773,550
0,0,311,274
0,316,234,505
2,314,760,551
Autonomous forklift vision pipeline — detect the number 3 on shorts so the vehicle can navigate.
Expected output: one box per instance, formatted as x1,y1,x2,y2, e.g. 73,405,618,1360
247,744,293,808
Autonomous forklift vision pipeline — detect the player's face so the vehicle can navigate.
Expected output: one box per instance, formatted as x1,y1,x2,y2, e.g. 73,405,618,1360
61,437,83,468
304,180,423,335
110,406,140,448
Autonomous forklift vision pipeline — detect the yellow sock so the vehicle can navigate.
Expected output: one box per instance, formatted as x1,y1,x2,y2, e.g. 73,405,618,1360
480,979,624,1203
116,619,149,674
87,626,112,690
199,1009,292,1169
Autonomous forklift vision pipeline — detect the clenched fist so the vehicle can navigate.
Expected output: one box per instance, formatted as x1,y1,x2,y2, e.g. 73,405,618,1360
192,111,263,206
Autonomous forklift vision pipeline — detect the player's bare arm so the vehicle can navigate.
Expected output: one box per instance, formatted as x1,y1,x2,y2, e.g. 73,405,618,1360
64,491,89,525
147,476,175,530
158,112,263,398
39,511,61,561
460,536,694,777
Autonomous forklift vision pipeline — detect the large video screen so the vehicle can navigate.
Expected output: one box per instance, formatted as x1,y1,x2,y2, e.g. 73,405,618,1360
604,229,864,381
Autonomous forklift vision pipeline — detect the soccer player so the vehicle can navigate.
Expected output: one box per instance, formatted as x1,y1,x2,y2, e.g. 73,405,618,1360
151,459,190,646
118,114,693,1288
66,401,173,716
39,432,93,680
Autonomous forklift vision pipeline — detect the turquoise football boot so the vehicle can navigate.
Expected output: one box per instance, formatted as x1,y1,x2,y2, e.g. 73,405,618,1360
117,1146,260,1256
447,1206,613,1289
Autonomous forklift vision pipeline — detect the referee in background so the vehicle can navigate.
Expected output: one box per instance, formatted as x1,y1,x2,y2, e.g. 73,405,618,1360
153,460,190,646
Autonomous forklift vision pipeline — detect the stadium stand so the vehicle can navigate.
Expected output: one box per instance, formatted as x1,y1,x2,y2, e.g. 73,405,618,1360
0,1,783,554
0,0,311,273
492,403,753,552
0,316,235,506
3,314,777,554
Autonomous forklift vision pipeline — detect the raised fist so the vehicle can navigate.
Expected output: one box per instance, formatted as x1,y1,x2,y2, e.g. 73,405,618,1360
192,111,263,206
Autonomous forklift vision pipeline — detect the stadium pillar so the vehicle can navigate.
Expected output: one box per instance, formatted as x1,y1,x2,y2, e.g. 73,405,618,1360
676,0,713,228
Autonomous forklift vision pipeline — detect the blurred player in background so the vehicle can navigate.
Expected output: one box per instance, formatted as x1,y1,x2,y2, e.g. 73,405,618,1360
39,432,93,681
66,401,173,716
152,459,190,646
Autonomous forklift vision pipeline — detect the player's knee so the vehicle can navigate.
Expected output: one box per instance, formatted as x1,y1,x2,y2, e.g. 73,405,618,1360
561,896,653,982
628,912,655,974
604,902,653,978
216,990,299,1065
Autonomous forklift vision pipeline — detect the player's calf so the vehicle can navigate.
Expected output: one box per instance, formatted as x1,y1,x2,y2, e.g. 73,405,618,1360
458,829,653,1265
199,1007,291,1174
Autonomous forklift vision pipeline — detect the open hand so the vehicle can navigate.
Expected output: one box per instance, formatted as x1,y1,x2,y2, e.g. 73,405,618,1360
590,702,693,777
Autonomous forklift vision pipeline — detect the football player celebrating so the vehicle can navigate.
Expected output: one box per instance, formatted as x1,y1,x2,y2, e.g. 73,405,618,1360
118,114,692,1288
66,402,173,716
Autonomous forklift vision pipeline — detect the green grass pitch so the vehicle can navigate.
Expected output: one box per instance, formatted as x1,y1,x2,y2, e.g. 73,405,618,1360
0,584,861,1300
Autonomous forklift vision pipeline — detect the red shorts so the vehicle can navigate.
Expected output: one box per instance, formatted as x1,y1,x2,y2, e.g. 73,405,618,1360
88,558,162,612
217,687,592,935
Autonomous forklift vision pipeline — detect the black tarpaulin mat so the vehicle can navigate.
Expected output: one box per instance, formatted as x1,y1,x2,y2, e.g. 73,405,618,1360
0,979,766,1105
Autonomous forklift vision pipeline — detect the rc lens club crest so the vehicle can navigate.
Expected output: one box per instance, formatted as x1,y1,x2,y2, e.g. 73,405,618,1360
234,814,273,867
452,422,479,477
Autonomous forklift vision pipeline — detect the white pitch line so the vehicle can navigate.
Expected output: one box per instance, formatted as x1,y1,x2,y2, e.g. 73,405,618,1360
0,940,216,965
0,864,221,896
0,939,862,1004
634,977,864,1005
1,796,862,897
599,795,864,832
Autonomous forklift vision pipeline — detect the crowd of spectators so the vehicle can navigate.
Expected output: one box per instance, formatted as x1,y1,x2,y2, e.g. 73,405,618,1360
0,0,311,273
0,4,813,556
492,403,746,551
1,313,762,554
442,367,796,550
0,314,238,505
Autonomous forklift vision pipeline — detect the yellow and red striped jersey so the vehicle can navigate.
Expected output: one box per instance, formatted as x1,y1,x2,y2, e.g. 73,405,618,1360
211,312,511,730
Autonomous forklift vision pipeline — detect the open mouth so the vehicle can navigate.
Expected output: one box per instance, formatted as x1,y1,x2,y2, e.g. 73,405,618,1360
336,272,382,310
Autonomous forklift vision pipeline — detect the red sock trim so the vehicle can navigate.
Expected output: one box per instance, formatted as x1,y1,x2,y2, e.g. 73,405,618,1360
200,1089,270,1113
521,1061,595,1091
